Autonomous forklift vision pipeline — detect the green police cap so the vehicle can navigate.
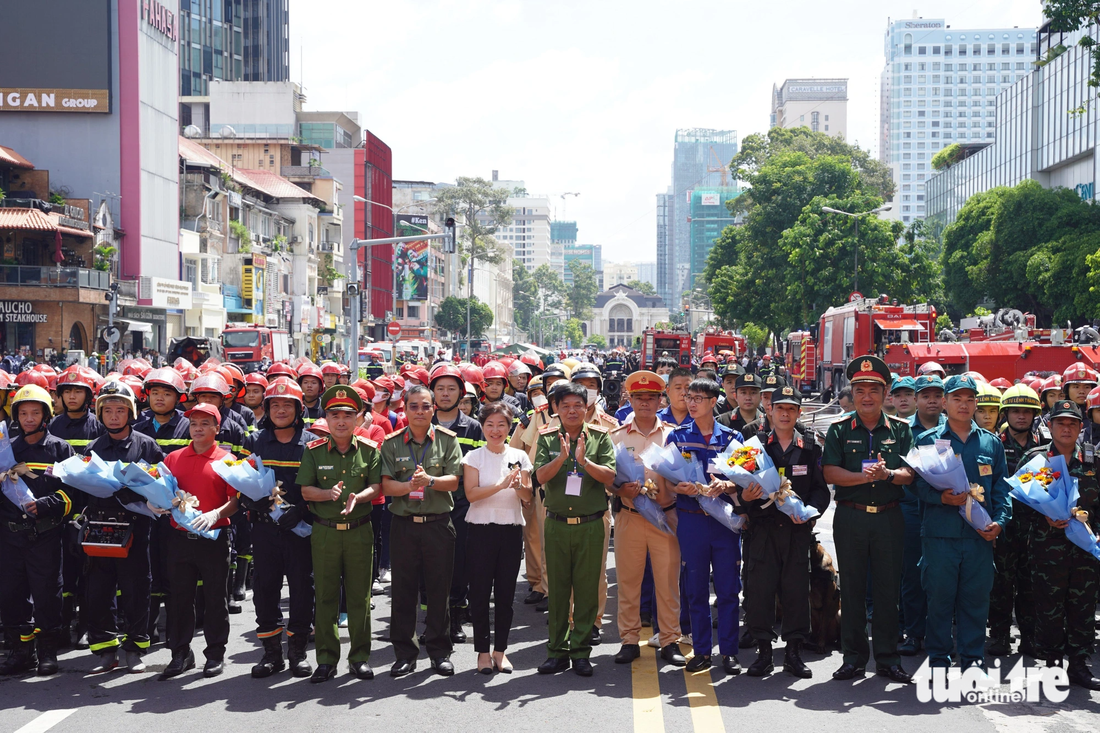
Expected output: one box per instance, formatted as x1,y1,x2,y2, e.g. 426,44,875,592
846,355,891,386
321,384,363,413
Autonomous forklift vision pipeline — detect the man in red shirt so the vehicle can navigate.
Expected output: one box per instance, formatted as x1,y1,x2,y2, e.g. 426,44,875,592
158,403,239,681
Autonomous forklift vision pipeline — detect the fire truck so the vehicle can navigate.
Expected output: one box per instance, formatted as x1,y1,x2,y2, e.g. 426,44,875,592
221,324,290,373
641,329,692,369
695,328,747,360
786,330,817,394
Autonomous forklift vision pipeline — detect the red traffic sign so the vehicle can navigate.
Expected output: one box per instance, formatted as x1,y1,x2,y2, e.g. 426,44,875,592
848,291,864,303
387,321,402,337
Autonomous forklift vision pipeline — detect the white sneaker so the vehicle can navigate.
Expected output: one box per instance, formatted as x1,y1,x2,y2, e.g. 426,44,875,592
647,633,660,648
379,568,391,583
680,633,692,646
338,613,349,628
372,580,384,595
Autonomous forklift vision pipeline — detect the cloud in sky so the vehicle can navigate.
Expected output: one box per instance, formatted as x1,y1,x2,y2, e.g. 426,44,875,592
290,0,1041,263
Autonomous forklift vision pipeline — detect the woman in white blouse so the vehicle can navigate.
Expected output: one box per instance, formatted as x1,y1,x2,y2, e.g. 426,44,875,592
462,401,533,674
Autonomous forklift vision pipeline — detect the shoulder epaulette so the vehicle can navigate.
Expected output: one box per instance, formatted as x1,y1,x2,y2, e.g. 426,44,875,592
610,423,628,434
888,413,909,423
539,424,559,435
385,428,405,440
434,425,456,437
587,423,609,434
307,437,327,449
355,435,379,449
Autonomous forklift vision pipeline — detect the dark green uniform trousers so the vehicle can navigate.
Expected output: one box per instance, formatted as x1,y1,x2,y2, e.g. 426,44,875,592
312,523,374,665
389,516,455,661
988,503,1036,643
545,516,604,659
833,504,904,668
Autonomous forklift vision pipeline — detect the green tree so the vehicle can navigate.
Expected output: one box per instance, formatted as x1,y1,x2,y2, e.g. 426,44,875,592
512,259,539,333
586,334,607,349
566,260,598,320
741,323,769,351
1044,2,1100,92
532,264,566,310
625,279,657,295
564,318,584,348
434,296,493,338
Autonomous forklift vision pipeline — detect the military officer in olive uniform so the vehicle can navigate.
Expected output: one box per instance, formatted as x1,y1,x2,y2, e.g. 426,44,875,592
380,385,463,678
297,385,382,683
534,382,617,677
822,356,916,684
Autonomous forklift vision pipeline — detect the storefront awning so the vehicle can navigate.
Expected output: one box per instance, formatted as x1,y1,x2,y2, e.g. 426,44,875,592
118,318,153,334
226,307,253,315
874,317,924,331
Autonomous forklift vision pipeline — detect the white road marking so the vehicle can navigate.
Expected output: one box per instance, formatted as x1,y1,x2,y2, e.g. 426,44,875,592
13,710,77,733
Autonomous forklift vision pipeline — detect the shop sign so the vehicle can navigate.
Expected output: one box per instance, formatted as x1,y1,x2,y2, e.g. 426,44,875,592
139,276,193,309
0,301,47,323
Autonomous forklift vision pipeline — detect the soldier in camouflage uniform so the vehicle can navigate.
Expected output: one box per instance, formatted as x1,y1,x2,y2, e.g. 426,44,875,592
1021,400,1100,690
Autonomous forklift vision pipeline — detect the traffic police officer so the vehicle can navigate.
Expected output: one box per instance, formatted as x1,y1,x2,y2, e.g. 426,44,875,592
241,377,317,679
84,381,164,674
822,355,915,683
1021,400,1100,690
738,386,830,678
0,385,77,676
988,383,1046,657
381,385,463,678
297,384,381,682
534,382,616,677
910,375,1010,670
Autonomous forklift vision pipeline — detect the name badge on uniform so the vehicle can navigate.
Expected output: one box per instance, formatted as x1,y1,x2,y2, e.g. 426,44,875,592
409,484,425,501
978,464,992,476
565,471,583,497
792,465,808,476
862,459,878,472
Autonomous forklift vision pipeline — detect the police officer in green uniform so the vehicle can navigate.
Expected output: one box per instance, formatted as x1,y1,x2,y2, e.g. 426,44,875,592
297,385,382,683
380,385,463,678
533,382,617,678
822,356,916,683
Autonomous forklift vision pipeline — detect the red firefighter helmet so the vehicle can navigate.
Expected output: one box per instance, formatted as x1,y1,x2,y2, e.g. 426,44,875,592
0,371,15,390
119,375,147,403
264,376,304,408
122,362,152,379
461,365,485,391
190,372,231,397
1087,386,1100,415
14,370,50,391
962,370,987,383
519,350,544,372
918,361,947,377
1062,364,1099,387
244,373,269,390
267,361,298,380
56,366,97,396
430,364,464,391
989,377,1013,390
320,362,342,377
297,363,324,386
144,367,187,395
1040,375,1063,399
481,360,508,383
309,418,330,437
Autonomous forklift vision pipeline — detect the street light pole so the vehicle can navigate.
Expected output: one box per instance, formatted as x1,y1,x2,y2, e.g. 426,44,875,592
820,204,893,293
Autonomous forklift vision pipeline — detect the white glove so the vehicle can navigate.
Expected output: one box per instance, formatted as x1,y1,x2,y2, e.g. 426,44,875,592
190,510,220,532
147,501,170,516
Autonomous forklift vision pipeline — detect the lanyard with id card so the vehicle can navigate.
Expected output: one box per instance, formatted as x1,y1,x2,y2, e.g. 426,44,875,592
407,440,431,500
565,442,583,496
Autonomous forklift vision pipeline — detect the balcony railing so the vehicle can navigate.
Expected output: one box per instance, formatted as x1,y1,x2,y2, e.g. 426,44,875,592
282,165,331,177
0,265,110,289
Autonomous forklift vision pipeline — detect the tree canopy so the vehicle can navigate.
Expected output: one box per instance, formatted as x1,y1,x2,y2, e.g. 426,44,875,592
434,177,515,274
566,260,598,320
434,295,494,339
625,279,656,295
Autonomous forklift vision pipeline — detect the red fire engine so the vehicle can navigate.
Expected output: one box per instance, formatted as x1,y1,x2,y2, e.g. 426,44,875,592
641,329,692,369
695,328,747,360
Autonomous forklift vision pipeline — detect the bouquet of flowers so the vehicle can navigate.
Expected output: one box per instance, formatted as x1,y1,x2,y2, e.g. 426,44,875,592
213,455,311,538
904,443,993,533
52,453,124,499
640,443,743,532
613,443,672,534
118,461,220,540
711,437,780,494
1009,453,1100,561
0,422,35,512
760,475,821,523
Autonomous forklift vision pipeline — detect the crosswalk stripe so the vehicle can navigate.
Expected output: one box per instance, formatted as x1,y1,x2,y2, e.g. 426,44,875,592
683,663,725,733
631,647,665,733
14,710,76,733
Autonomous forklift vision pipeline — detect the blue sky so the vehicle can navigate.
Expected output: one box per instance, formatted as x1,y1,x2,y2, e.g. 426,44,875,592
291,0,1041,263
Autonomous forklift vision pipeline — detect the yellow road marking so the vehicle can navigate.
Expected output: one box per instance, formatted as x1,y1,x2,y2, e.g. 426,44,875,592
683,659,726,733
632,647,665,733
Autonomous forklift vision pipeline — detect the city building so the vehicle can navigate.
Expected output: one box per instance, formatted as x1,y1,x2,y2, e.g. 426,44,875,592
393,180,456,343
926,22,1100,229
635,262,658,290
355,133,395,343
656,187,671,306
603,262,638,287
564,244,602,288
178,0,290,132
550,220,577,279
880,15,1037,223
584,284,669,349
659,130,738,308
770,78,848,138
1,0,188,354
487,173,552,273
688,187,740,289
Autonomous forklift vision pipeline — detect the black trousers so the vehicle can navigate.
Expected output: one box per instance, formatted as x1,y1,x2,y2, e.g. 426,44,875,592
389,515,455,660
466,522,523,653
251,521,313,637
744,519,813,642
0,524,63,640
449,500,470,610
166,529,230,661
86,516,152,654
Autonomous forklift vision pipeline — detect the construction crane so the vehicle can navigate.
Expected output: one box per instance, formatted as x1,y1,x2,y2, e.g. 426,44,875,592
707,147,731,187
558,192,580,219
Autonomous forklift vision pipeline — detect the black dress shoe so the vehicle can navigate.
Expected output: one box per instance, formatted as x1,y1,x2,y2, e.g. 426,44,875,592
660,644,687,667
537,657,570,675
722,655,741,675
614,644,641,664
350,661,374,680
203,659,224,678
1067,660,1100,691
524,590,545,605
876,664,913,684
430,656,455,676
572,658,593,677
390,659,416,677
686,654,711,672
158,651,195,680
832,662,866,681
228,598,242,615
590,627,602,646
747,643,774,677
310,664,337,683
535,597,549,613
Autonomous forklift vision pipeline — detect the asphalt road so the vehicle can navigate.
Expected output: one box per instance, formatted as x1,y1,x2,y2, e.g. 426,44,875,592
3,503,1099,733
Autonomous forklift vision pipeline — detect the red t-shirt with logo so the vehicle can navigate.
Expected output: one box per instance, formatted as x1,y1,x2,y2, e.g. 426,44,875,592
163,442,234,530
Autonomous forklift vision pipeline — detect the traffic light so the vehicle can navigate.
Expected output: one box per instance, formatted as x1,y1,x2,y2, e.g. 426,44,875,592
346,283,359,297
443,217,456,253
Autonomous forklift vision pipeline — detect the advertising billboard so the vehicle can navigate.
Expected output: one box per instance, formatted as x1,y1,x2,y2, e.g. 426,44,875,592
0,0,112,114
394,214,430,302
700,193,721,206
